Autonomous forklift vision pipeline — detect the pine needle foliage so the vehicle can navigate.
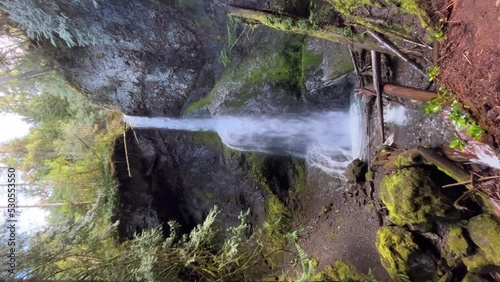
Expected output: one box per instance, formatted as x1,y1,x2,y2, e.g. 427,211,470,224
0,0,103,47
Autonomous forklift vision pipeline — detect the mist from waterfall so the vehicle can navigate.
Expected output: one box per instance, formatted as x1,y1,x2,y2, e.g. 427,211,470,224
124,95,366,176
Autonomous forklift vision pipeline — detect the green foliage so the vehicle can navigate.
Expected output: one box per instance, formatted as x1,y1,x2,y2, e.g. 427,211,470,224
424,86,485,148
428,30,445,42
17,205,261,281
449,100,485,140
0,0,104,47
426,65,439,82
287,231,316,282
424,86,453,115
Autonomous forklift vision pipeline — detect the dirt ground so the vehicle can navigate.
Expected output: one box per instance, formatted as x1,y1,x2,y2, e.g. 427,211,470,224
440,0,500,153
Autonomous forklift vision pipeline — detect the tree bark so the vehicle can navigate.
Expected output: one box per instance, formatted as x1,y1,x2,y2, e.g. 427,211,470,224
418,147,470,183
371,51,385,142
362,83,437,102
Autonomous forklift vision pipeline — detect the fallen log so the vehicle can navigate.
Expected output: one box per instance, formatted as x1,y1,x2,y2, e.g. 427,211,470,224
362,83,437,102
371,51,385,142
366,30,428,77
418,147,470,183
228,5,390,53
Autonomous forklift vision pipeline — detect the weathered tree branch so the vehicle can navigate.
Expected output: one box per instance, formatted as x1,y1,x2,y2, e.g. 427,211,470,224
366,30,428,77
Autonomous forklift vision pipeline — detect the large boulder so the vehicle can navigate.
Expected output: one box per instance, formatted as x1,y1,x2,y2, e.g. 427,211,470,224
376,226,436,281
463,214,500,272
380,167,449,225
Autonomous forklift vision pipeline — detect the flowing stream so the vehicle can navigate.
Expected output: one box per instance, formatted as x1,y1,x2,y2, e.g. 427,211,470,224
124,96,367,176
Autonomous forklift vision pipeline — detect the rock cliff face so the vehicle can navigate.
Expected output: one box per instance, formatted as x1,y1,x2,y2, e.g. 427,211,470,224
54,0,357,238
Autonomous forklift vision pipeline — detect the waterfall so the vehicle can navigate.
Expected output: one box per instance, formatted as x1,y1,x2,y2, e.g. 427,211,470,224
124,95,367,176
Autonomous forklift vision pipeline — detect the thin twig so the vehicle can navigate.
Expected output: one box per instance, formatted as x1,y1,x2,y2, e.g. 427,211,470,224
123,123,132,178
73,134,101,160
442,175,500,188
130,125,139,144
401,37,433,50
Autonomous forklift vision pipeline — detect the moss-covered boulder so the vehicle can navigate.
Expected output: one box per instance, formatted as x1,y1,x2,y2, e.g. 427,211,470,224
311,261,373,282
376,226,437,281
376,226,417,280
444,225,469,267
464,214,500,271
462,272,488,282
344,158,368,183
380,167,449,225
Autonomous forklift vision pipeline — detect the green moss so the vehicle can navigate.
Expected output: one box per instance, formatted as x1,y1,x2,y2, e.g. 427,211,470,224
192,131,222,149
468,214,500,266
462,272,487,282
447,225,469,256
444,225,469,267
380,168,448,225
463,252,491,272
300,41,322,83
327,0,379,15
327,51,354,80
386,0,434,31
262,194,291,269
185,94,213,113
376,226,418,280
365,170,374,182
394,154,414,168
292,158,307,193
245,153,291,270
312,261,373,281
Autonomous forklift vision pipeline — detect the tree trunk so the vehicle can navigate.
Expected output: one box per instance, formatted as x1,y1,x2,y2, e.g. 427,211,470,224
227,5,390,53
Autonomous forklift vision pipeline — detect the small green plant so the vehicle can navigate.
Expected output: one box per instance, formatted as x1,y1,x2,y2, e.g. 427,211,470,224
398,273,412,282
424,87,485,149
428,30,445,42
287,230,316,282
449,138,465,150
423,86,453,115
339,26,353,37
449,100,485,140
426,65,439,82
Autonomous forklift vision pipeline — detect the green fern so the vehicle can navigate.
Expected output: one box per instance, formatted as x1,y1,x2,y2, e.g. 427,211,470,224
287,231,316,282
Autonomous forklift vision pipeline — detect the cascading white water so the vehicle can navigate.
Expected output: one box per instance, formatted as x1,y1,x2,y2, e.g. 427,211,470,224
124,95,367,176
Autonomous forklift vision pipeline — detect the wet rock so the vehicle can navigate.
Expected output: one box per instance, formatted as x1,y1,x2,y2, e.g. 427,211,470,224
462,273,488,282
344,158,368,184
379,167,449,225
444,225,469,267
376,226,436,281
464,214,500,271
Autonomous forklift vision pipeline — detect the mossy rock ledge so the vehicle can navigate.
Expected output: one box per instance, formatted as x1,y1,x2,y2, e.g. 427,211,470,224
380,167,449,225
